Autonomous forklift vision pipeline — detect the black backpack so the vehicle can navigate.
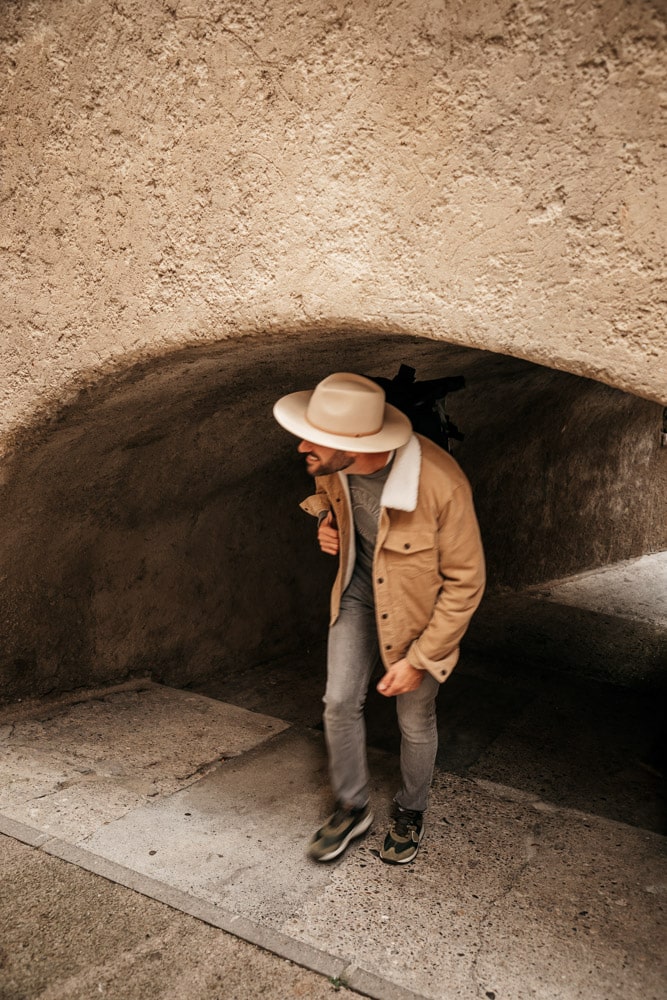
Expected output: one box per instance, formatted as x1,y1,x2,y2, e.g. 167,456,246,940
365,364,465,453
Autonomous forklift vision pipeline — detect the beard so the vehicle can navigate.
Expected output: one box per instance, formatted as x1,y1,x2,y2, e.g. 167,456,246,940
305,449,355,477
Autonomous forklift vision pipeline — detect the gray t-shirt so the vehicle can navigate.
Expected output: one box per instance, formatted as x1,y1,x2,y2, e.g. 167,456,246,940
347,456,394,581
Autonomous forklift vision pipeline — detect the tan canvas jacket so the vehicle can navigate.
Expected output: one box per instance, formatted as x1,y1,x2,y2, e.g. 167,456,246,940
300,434,486,683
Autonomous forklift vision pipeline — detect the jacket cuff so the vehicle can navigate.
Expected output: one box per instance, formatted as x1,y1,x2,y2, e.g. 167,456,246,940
407,641,460,684
300,494,331,518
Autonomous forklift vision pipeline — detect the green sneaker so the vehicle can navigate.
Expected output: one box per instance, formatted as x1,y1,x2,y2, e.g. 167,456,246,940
379,806,424,864
308,804,373,862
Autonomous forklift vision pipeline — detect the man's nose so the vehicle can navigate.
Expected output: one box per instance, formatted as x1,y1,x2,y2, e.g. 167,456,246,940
297,440,312,453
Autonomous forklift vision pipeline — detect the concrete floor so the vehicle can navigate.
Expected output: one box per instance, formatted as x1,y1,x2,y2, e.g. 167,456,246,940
0,678,665,1000
0,556,666,999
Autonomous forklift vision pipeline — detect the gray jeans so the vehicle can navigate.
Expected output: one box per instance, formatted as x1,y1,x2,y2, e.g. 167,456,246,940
323,569,440,813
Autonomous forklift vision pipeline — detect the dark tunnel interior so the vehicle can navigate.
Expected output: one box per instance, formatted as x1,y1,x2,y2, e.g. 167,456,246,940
1,330,665,830
1,329,664,696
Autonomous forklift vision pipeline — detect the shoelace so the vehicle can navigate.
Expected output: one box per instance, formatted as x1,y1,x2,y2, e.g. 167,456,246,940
394,810,420,836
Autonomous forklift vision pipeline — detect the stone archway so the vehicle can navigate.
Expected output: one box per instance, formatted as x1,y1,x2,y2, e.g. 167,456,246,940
0,329,664,702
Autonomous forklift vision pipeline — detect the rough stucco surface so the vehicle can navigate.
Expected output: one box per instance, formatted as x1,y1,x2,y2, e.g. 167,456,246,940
1,0,666,451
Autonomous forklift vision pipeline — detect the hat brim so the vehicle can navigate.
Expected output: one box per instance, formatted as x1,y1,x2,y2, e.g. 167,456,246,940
273,390,413,453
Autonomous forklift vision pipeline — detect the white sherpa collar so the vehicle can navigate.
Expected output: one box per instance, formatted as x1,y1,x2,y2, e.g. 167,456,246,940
380,434,421,512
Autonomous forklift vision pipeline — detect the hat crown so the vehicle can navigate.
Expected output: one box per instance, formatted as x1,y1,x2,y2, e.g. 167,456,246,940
306,374,384,438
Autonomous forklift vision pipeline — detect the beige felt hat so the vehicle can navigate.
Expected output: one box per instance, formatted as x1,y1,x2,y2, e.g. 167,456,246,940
273,372,412,452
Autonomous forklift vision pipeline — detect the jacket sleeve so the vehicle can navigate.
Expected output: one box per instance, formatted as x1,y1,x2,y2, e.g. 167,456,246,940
406,481,485,682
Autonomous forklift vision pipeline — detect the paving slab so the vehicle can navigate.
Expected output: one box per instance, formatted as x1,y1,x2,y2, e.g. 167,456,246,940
0,683,665,999
533,552,667,625
0,683,289,839
83,727,338,922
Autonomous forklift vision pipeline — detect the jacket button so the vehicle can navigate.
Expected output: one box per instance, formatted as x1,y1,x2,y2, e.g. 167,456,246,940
404,542,411,550
381,613,388,619
377,577,384,584
385,644,392,650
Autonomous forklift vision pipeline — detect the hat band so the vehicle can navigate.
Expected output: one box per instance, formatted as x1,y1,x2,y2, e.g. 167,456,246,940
307,414,383,439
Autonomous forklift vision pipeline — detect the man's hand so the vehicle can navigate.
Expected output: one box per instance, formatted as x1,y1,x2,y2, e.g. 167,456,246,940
377,658,425,697
317,511,339,556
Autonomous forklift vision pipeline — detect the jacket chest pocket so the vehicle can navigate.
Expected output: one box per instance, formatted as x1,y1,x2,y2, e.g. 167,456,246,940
381,529,437,579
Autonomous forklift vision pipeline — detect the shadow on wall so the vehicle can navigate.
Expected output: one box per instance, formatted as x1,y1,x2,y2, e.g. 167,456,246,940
0,328,665,702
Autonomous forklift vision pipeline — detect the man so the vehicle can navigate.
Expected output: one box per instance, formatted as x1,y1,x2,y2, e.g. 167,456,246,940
273,372,485,864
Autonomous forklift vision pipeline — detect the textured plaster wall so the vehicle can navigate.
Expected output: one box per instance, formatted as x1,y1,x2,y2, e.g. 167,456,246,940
1,0,666,452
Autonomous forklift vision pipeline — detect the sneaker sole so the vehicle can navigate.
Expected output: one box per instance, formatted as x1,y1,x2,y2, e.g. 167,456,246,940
310,811,374,862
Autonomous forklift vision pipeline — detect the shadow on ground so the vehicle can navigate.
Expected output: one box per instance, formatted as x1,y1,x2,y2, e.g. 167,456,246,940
191,641,667,835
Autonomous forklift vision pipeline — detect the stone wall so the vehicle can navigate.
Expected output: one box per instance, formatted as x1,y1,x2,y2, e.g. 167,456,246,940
1,0,665,457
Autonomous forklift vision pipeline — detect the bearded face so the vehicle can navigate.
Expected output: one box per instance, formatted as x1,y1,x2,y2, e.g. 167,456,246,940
298,441,356,477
